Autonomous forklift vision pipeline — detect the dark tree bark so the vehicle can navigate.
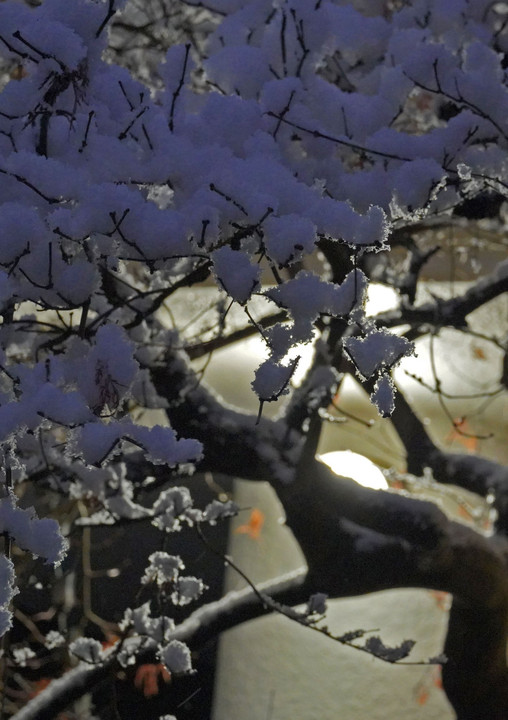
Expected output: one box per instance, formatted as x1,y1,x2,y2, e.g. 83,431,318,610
149,352,508,720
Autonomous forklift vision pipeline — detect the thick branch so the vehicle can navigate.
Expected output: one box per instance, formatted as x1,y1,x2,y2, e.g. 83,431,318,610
376,261,508,331
149,349,508,719
390,383,508,532
150,351,302,485
444,598,508,720
277,458,508,720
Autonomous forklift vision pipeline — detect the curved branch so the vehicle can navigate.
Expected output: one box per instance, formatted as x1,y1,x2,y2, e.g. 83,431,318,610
390,382,508,532
184,309,287,360
376,261,508,332
150,351,301,485
149,346,508,719
11,568,308,720
277,457,508,720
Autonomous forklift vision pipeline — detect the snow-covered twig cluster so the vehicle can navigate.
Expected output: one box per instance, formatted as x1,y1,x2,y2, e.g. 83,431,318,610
1,0,508,717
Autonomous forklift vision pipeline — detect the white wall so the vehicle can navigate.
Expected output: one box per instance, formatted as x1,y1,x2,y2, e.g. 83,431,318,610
212,480,454,720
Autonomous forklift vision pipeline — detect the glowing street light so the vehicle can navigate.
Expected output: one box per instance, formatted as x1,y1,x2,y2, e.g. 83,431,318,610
319,450,388,490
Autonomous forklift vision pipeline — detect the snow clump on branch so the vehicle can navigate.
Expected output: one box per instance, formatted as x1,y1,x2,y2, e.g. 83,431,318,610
1,0,505,699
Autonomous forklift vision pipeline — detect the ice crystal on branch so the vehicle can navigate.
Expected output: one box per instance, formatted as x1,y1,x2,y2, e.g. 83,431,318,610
69,638,105,664
0,554,16,636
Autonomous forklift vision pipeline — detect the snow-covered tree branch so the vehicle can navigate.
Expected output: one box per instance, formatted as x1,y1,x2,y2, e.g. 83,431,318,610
1,1,508,718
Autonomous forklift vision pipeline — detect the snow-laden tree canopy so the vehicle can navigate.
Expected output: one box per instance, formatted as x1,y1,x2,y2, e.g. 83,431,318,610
1,1,508,718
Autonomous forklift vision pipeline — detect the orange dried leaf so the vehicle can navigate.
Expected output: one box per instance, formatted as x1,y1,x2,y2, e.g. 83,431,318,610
458,504,473,520
134,663,171,698
432,668,443,690
416,688,429,706
29,677,52,699
471,344,487,360
101,633,120,650
234,508,265,540
445,418,478,453
388,479,404,490
429,590,451,611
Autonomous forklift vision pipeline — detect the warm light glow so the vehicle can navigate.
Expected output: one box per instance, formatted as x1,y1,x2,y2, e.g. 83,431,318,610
318,450,388,490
